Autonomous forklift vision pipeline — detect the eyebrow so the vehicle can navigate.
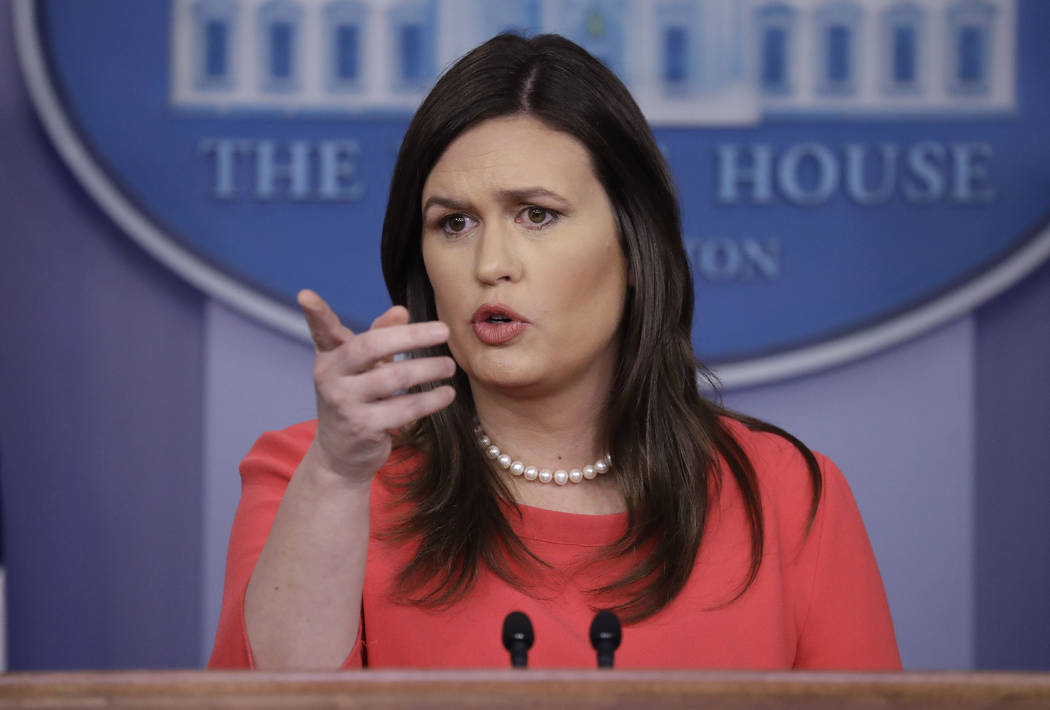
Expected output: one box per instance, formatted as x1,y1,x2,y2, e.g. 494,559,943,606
422,187,571,215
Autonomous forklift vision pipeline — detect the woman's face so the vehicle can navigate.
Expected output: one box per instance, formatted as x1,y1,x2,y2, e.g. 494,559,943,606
421,115,628,399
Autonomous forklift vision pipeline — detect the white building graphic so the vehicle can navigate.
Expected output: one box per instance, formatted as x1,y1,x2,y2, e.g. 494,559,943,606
169,0,1016,124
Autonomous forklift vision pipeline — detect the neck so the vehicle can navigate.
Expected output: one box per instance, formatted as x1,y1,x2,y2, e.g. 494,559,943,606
468,373,625,514
471,380,606,470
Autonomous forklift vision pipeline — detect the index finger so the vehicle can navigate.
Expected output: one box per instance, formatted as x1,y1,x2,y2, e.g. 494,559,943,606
297,289,353,353
371,305,410,331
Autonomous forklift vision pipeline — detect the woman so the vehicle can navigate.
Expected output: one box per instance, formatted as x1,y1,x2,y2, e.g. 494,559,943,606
209,33,899,670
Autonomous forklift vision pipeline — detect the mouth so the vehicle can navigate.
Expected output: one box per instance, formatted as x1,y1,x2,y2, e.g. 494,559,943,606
470,304,530,325
470,304,530,346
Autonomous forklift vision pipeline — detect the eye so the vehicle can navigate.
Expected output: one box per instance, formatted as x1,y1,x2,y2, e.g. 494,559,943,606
520,206,559,228
439,213,476,236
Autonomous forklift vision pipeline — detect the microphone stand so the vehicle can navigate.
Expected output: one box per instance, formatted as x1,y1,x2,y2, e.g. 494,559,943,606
589,610,622,668
502,611,534,668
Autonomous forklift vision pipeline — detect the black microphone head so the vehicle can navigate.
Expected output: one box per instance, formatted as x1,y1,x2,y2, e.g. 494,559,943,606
589,610,622,651
502,611,535,651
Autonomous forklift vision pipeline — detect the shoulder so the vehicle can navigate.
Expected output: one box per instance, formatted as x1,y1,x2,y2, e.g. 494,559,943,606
238,420,318,488
717,416,831,489
716,416,848,538
242,420,318,465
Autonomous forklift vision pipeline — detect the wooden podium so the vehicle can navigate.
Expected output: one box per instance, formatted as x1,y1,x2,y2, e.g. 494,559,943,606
2,670,1050,709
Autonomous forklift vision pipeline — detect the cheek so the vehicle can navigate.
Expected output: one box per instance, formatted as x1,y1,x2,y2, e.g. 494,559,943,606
549,242,627,335
423,246,472,360
422,241,453,314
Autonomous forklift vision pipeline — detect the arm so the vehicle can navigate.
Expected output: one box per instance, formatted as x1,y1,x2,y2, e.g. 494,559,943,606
209,423,363,668
242,442,374,669
210,291,455,670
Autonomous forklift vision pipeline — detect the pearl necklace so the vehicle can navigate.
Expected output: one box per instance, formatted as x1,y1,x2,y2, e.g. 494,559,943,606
475,425,611,486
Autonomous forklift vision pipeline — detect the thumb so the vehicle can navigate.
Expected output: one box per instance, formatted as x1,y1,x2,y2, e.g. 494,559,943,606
298,289,353,353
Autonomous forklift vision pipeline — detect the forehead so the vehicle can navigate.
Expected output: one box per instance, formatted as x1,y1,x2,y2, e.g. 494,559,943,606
422,116,598,202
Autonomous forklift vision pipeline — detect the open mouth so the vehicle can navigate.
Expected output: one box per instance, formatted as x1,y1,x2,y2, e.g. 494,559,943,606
471,304,530,345
471,304,530,325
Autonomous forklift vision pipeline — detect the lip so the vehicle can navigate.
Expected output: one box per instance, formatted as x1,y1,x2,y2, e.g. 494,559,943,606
470,303,530,346
470,303,531,324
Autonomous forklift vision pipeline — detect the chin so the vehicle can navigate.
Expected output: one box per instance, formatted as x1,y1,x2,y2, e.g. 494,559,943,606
467,353,543,391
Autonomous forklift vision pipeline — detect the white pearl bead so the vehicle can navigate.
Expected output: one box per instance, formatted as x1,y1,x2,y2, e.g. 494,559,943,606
475,423,611,486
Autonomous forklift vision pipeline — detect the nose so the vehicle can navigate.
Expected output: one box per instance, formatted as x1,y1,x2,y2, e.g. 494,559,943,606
473,221,522,285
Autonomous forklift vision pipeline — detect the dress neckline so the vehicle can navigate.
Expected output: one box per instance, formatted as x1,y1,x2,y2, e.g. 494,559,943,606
498,498,628,547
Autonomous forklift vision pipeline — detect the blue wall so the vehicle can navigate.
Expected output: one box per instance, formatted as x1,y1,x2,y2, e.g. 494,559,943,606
975,256,1050,670
0,8,204,667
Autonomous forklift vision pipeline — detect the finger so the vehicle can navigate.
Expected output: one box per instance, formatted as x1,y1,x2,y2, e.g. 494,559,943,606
364,385,456,432
339,321,450,373
356,356,457,401
370,305,410,331
298,289,353,353
370,306,411,365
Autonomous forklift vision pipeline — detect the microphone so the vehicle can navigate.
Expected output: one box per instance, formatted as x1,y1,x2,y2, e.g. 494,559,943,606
502,611,534,668
589,610,622,668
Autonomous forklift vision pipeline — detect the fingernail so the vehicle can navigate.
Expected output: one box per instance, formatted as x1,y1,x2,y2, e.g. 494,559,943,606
432,322,450,338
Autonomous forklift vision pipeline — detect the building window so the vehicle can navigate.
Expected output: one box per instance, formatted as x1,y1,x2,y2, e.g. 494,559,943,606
948,1,995,95
205,21,228,78
826,24,851,83
663,25,688,83
553,0,625,78
269,22,292,79
193,0,237,91
335,25,359,80
881,3,923,94
388,1,436,90
325,1,367,91
893,24,916,83
762,26,786,88
815,2,862,96
958,25,983,82
400,24,424,82
258,0,302,92
655,2,696,94
757,4,796,95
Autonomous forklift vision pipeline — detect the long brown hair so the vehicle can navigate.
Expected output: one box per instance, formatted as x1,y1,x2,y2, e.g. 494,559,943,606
379,34,821,622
